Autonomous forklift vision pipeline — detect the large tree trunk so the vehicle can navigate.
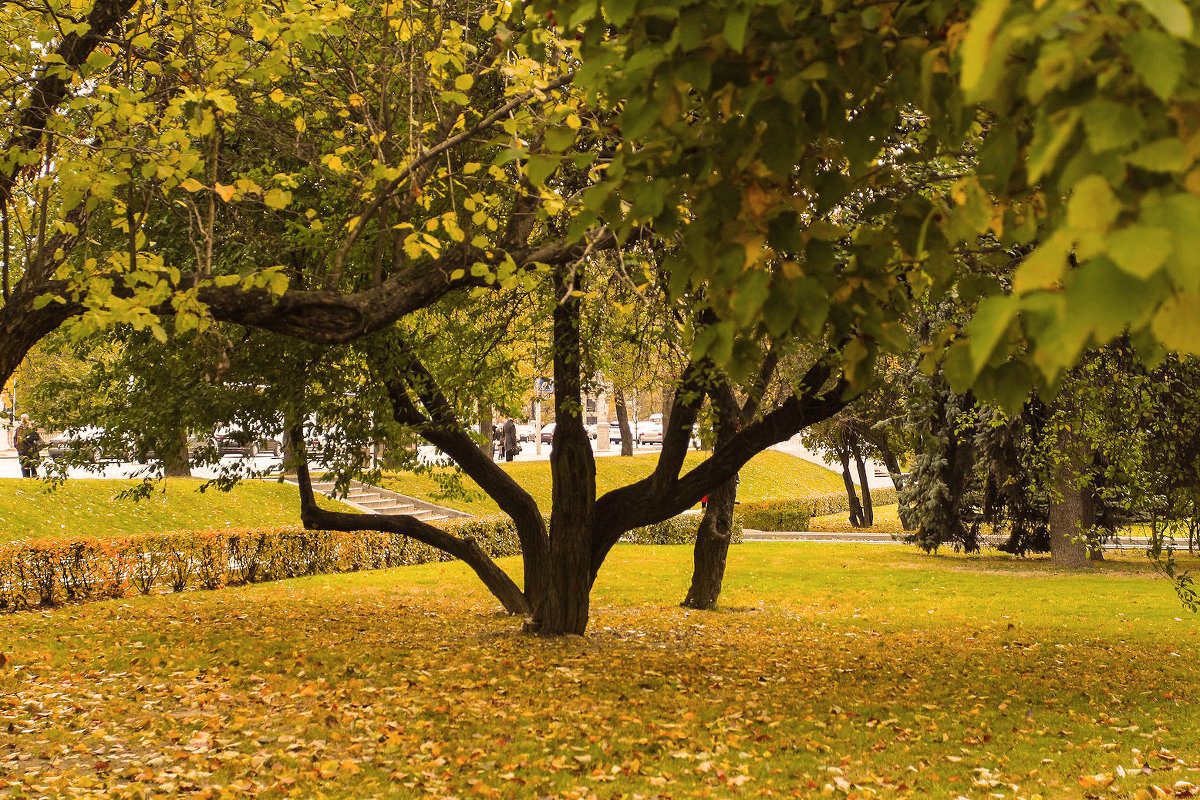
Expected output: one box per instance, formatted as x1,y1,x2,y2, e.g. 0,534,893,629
1048,429,1101,567
525,266,596,635
160,432,192,478
682,476,737,610
614,387,633,457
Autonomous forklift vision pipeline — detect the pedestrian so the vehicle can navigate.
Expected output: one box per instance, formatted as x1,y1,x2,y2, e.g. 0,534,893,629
502,416,519,462
13,413,41,478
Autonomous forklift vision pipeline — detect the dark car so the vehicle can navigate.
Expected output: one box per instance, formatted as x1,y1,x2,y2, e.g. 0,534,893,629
213,426,283,458
45,426,124,464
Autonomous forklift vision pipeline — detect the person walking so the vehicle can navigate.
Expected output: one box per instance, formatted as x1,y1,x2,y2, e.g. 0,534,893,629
14,414,41,478
502,417,519,462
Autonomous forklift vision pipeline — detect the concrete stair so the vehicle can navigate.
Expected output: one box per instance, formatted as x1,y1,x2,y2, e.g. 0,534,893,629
307,480,470,524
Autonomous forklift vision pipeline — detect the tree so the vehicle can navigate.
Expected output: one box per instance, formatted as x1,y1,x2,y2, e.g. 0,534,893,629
4,0,1200,633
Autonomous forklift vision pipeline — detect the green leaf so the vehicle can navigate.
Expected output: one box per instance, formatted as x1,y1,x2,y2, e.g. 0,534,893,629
1124,138,1191,173
1066,174,1121,232
606,0,638,26
1142,193,1200,290
968,294,1018,376
1065,256,1160,342
731,271,771,328
524,154,559,186
974,360,1033,415
1135,0,1193,37
544,126,577,153
1014,231,1072,293
723,7,750,52
1081,100,1145,154
1027,108,1080,183
943,340,974,394
1152,293,1200,353
1106,225,1172,278
1122,31,1185,100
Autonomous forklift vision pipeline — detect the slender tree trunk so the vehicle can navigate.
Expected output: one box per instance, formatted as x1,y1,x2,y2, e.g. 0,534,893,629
838,444,865,527
1048,429,1100,567
682,383,743,610
852,439,874,528
682,476,737,610
876,440,914,531
614,387,633,457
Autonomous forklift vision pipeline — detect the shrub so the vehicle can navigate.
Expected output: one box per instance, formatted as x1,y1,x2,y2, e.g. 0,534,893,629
621,515,744,545
0,512,738,613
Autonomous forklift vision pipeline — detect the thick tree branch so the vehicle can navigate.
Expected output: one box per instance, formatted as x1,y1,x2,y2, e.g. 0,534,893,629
199,231,617,343
293,435,530,615
591,364,848,572
371,340,550,575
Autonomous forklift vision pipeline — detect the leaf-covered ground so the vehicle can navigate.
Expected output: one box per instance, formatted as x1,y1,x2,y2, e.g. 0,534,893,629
0,479,354,543
2,544,1198,798
379,449,845,515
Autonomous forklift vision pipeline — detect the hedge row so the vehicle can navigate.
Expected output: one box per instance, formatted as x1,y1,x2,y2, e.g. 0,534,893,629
0,513,731,610
735,488,900,531
620,514,744,545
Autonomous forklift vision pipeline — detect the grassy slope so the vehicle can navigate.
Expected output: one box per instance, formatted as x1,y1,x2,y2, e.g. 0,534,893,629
1,544,1197,797
378,449,845,515
0,478,347,543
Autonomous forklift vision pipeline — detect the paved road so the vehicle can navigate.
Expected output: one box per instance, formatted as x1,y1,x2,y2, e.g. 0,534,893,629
0,438,677,480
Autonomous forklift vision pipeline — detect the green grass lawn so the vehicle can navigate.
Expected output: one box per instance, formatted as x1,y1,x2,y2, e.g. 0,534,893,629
2,543,1197,797
378,449,845,515
0,478,349,543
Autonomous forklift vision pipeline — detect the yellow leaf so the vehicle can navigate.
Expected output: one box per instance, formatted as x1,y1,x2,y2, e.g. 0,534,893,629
294,116,306,133
264,188,292,209
269,88,285,103
214,183,235,202
180,178,204,192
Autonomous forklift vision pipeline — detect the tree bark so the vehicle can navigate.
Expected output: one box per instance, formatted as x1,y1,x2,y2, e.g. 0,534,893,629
160,428,192,478
682,476,737,610
1048,428,1101,567
294,452,531,614
526,266,596,635
614,386,633,457
838,444,866,527
852,438,874,528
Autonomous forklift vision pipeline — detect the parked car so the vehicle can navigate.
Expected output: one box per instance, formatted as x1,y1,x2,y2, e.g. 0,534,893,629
213,426,283,457
636,421,663,445
514,423,536,443
540,422,556,443
45,426,121,463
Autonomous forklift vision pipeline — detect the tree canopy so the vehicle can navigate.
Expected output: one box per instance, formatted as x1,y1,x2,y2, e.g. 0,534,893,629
3,0,1200,632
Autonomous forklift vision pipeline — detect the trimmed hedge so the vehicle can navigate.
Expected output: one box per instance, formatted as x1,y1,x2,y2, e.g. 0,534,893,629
735,488,900,531
620,514,743,545
0,514,729,610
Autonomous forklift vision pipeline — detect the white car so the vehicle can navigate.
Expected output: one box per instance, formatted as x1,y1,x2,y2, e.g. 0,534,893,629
636,421,663,445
